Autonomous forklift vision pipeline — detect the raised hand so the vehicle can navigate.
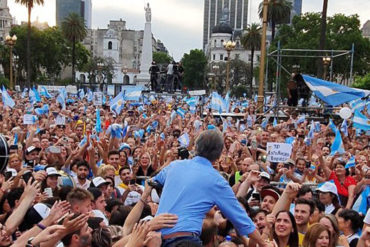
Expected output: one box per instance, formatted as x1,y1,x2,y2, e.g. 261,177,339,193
126,221,151,247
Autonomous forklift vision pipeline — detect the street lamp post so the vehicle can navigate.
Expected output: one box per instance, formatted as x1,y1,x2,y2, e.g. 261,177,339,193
223,40,236,93
13,55,19,88
322,56,331,80
257,0,269,113
5,35,17,90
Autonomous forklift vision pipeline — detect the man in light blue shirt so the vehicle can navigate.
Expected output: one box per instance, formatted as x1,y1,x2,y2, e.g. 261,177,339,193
153,129,267,246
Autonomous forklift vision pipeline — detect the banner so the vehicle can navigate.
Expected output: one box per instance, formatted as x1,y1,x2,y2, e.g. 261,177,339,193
267,142,292,163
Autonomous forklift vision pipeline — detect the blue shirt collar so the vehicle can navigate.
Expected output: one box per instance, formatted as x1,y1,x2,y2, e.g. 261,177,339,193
193,156,213,167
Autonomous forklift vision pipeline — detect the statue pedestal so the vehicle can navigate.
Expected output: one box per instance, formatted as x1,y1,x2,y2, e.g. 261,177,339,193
136,22,152,88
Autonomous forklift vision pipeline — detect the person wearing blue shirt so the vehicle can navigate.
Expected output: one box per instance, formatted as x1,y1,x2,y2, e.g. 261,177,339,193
152,129,268,247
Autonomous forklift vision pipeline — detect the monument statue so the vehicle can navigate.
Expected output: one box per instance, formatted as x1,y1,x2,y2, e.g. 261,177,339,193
219,6,230,24
145,3,151,22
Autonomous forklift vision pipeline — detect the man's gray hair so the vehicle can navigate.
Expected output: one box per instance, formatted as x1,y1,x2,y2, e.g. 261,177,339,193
195,129,224,162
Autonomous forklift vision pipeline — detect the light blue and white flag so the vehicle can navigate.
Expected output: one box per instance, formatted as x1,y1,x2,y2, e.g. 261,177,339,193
1,86,15,108
330,128,345,156
21,88,28,98
176,107,186,119
87,90,93,102
110,91,125,115
273,118,278,127
340,120,348,137
29,87,41,104
224,92,231,113
178,133,190,147
79,135,87,147
78,88,85,100
314,122,321,132
261,117,269,129
296,115,306,125
35,104,49,115
211,92,226,112
350,98,370,114
57,88,67,110
352,109,370,131
302,74,365,106
96,108,102,133
40,86,52,98
345,156,355,169
328,119,337,133
123,86,143,101
185,97,197,106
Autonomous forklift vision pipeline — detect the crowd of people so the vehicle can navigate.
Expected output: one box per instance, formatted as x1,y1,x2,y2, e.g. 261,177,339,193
0,87,369,247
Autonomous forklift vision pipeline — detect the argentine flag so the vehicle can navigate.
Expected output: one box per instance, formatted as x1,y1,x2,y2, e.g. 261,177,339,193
178,133,190,147
302,74,365,106
21,88,28,98
110,91,125,115
176,107,186,119
185,97,197,106
78,89,85,100
1,86,15,108
340,120,348,137
211,92,226,112
123,86,142,101
352,109,370,131
345,156,355,169
40,86,52,98
57,88,67,110
330,128,345,156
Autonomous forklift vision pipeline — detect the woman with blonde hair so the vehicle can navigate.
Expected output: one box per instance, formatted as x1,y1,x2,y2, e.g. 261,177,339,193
303,223,330,247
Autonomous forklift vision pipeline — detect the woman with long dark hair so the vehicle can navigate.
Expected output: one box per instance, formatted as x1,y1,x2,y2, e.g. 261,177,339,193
272,211,299,247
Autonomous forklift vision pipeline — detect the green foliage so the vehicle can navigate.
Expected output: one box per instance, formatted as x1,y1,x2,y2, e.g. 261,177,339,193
268,13,370,89
153,52,172,65
241,23,262,95
0,75,10,88
352,74,370,90
258,0,292,41
230,84,248,98
181,49,208,89
81,56,115,84
61,13,87,43
3,25,90,86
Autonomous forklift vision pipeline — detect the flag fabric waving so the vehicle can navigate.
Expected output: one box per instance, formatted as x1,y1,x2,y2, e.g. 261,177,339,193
1,86,15,108
302,74,364,106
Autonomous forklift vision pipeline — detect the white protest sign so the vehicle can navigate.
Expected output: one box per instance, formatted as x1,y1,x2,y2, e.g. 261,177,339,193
23,114,36,125
93,92,103,106
267,142,292,163
107,85,115,96
55,115,66,125
189,90,206,96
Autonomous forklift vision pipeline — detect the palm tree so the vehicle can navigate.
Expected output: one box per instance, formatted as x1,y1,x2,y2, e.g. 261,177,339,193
241,23,262,95
317,0,329,78
15,0,44,87
258,0,292,42
61,13,87,85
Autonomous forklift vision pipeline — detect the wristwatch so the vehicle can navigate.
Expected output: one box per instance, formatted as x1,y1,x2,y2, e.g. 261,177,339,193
26,237,40,247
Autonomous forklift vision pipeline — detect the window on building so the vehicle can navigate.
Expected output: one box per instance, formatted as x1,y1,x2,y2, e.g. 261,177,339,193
220,40,224,47
220,54,224,61
108,41,112,50
214,40,217,47
213,54,216,61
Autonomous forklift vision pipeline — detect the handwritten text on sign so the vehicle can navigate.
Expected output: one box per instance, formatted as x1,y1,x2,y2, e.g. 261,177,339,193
267,142,292,163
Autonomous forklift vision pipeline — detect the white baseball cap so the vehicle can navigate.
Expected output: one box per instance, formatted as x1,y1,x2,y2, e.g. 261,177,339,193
92,177,109,188
316,181,338,196
46,167,61,177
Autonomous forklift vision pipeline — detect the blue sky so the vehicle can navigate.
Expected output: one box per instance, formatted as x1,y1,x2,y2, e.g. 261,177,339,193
8,0,370,60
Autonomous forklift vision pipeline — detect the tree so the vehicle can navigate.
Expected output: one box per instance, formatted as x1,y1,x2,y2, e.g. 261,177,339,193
352,74,370,90
181,49,208,89
61,13,87,85
317,0,329,78
153,52,172,66
15,0,44,88
241,23,262,95
258,0,292,41
81,56,114,85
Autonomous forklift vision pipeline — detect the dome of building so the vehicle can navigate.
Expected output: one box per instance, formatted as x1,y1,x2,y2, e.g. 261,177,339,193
212,23,233,34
